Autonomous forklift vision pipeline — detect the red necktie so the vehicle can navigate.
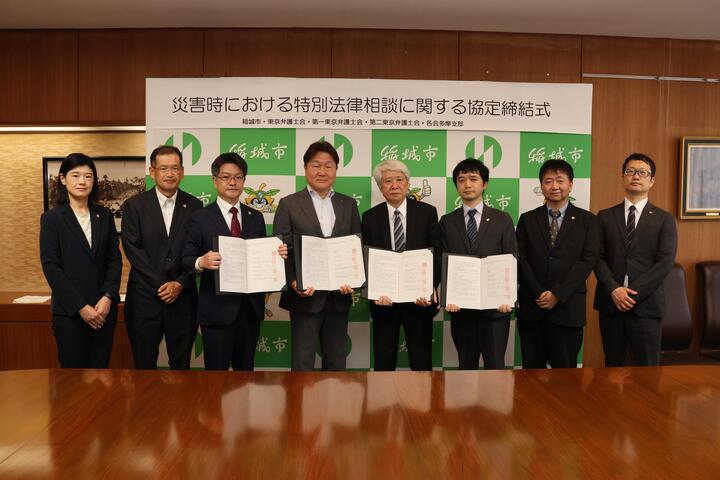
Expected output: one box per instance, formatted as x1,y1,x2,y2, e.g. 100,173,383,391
229,206,242,238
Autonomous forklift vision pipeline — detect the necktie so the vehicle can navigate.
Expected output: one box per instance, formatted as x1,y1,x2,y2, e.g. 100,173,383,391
466,208,478,248
626,205,636,246
393,209,405,252
549,209,561,247
229,206,242,238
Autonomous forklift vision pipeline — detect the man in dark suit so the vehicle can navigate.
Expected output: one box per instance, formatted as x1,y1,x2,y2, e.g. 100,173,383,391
182,153,286,371
122,145,203,370
362,160,439,371
594,153,678,366
273,141,361,371
438,158,517,370
516,159,599,369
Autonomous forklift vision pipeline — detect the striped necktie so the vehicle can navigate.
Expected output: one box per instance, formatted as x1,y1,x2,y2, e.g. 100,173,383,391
466,208,478,248
393,209,405,252
626,205,636,246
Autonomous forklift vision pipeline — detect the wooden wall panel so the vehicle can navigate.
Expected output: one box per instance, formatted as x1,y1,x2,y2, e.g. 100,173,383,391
459,32,581,82
586,78,665,210
667,39,720,78
204,29,331,77
332,30,458,80
582,36,667,76
665,81,720,351
78,29,204,124
583,77,665,367
0,30,78,124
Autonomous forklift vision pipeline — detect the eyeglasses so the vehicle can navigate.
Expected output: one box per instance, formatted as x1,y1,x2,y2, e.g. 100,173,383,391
153,166,181,174
624,168,652,178
215,174,245,183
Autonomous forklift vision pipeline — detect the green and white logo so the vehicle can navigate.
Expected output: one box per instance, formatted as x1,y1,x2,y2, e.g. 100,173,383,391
320,133,354,167
466,135,503,168
165,132,202,166
372,130,447,177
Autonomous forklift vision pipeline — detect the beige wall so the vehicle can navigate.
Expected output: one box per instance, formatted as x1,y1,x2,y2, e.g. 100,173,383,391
0,132,144,292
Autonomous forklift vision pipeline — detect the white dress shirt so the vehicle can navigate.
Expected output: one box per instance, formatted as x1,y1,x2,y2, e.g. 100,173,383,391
307,186,336,237
155,188,178,236
74,210,92,247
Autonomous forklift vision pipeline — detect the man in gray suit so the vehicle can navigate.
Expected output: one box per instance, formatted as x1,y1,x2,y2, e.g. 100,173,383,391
273,141,361,371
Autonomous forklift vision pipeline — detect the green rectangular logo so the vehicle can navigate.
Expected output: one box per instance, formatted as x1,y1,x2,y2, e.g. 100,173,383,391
372,130,447,177
220,128,296,175
520,132,591,179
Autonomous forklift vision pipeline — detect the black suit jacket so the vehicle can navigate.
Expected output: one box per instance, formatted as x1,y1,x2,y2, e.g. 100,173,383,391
181,201,266,326
516,203,599,327
361,198,439,320
272,188,362,314
121,188,203,319
40,204,122,316
437,205,517,318
593,202,678,319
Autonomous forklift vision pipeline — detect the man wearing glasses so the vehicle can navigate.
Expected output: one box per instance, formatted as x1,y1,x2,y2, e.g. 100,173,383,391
182,153,287,370
594,153,677,366
122,145,203,370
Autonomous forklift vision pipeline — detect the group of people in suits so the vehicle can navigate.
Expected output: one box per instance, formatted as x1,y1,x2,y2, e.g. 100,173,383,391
40,143,676,372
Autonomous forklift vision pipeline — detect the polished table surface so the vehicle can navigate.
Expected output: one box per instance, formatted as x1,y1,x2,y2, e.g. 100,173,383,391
1,366,719,479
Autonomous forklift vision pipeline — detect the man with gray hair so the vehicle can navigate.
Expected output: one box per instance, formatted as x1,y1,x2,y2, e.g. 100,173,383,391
361,160,439,370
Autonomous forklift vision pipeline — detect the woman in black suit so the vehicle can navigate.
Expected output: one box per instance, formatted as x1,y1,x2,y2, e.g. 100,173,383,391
40,153,122,368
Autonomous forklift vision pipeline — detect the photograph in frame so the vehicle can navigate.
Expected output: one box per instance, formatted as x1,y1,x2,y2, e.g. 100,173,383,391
679,138,720,220
43,156,146,232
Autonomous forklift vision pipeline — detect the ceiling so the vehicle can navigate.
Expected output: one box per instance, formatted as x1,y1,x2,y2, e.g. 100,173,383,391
2,0,720,41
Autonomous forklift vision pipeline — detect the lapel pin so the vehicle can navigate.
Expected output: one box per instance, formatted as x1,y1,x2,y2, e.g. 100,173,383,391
649,210,654,214
486,218,490,222
183,204,187,208
571,216,575,220
96,214,100,218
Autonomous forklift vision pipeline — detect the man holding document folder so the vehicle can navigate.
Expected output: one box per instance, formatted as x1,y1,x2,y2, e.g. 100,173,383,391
182,153,287,371
362,160,439,371
273,141,362,371
438,159,517,370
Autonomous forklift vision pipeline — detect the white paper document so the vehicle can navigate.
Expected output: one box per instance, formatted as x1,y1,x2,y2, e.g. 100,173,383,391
367,248,433,303
444,253,516,310
300,235,365,291
217,236,285,294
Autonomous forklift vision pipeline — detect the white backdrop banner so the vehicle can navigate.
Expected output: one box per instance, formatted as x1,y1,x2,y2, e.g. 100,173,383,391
147,77,592,134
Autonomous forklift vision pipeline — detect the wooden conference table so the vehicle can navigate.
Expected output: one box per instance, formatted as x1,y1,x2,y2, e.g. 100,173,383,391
0,366,719,479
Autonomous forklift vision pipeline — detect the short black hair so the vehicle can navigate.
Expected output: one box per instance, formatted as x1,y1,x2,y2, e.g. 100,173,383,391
452,158,489,186
539,159,574,182
150,145,183,166
56,153,99,205
622,153,656,177
211,152,248,177
303,141,339,166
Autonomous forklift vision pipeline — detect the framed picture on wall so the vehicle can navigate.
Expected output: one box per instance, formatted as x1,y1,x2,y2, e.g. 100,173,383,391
43,156,146,232
679,138,720,220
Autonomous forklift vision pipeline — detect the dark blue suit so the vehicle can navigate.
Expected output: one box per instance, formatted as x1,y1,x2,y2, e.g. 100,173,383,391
182,201,266,370
40,203,122,368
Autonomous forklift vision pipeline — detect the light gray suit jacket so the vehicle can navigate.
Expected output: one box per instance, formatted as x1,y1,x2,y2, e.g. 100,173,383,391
272,188,362,314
